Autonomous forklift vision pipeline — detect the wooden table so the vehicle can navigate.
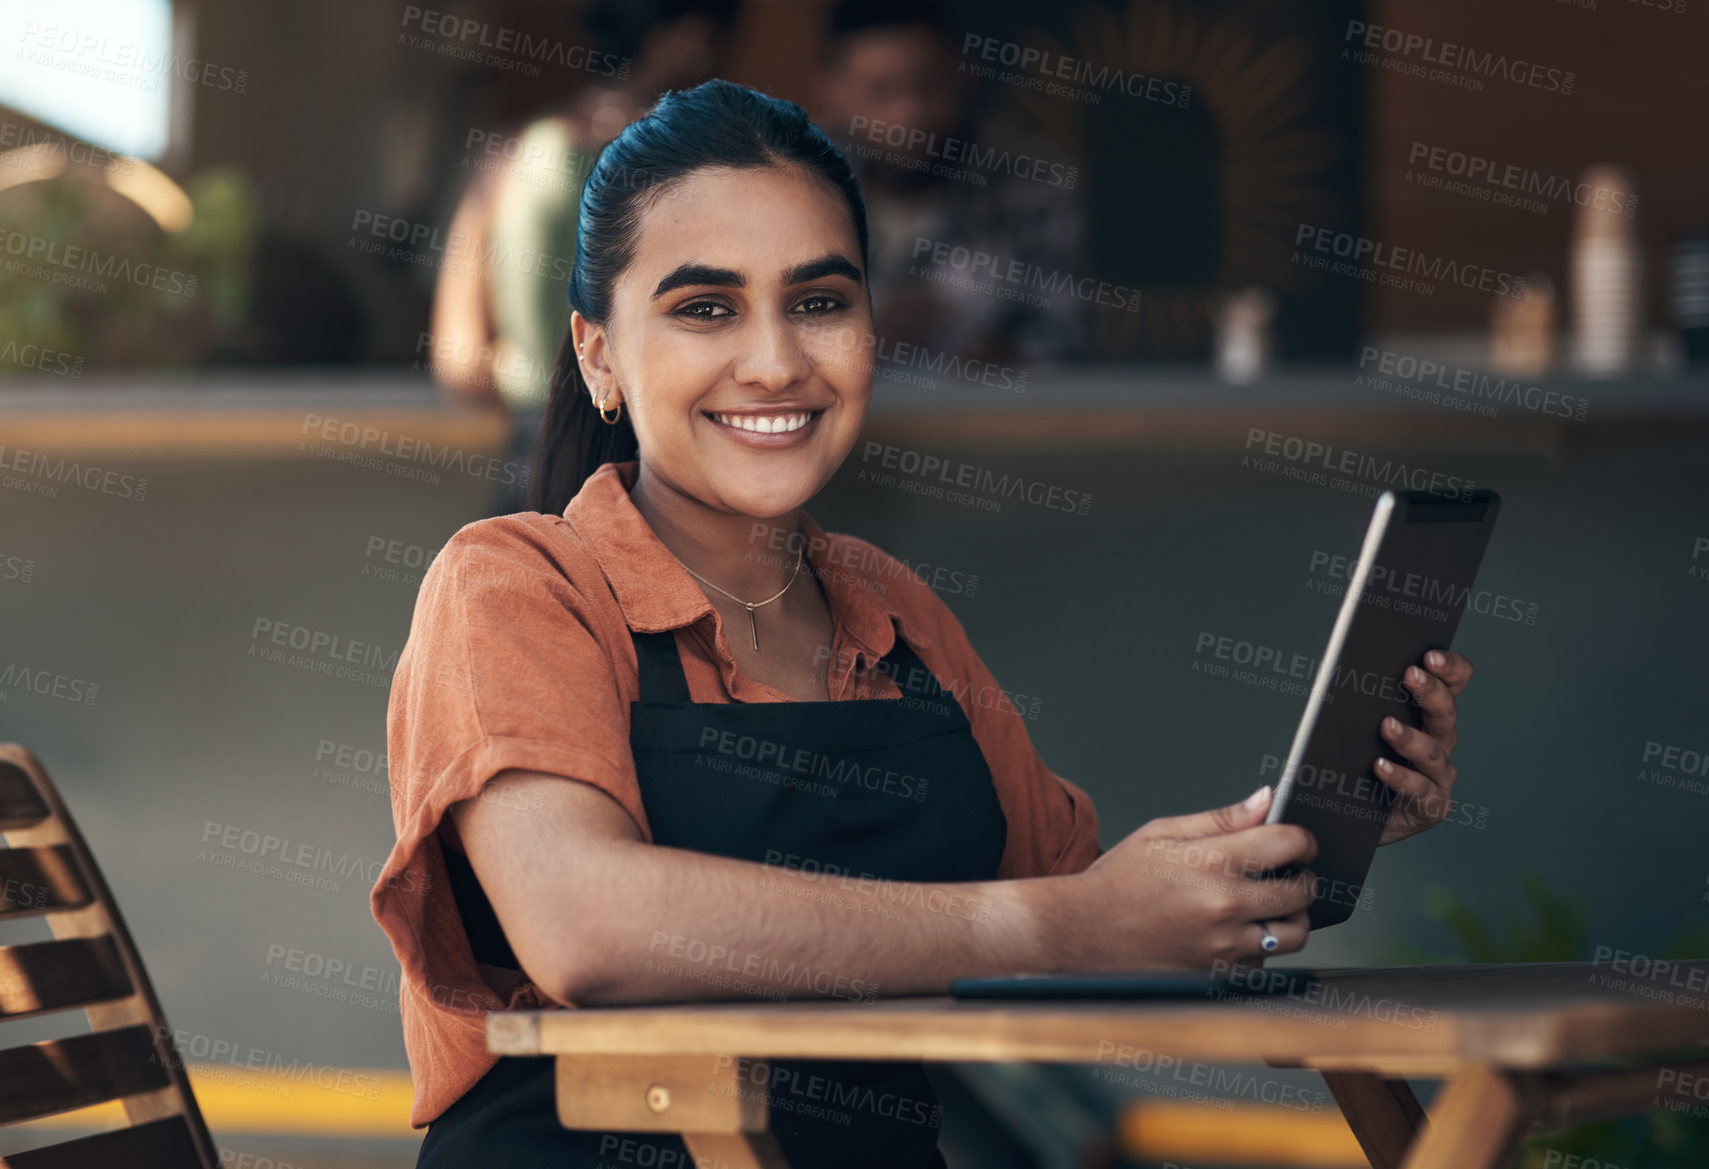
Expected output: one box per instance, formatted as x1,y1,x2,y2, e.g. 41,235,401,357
489,961,1709,1169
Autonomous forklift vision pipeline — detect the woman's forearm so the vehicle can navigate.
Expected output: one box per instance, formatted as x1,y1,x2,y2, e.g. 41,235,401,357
456,772,1325,1004
553,836,1066,1006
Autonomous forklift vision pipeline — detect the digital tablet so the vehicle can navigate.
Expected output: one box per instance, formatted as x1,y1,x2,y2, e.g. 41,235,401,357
951,968,1316,1000
1267,489,1502,928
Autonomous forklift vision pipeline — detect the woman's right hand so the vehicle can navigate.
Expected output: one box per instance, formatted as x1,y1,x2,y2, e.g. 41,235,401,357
1042,786,1318,974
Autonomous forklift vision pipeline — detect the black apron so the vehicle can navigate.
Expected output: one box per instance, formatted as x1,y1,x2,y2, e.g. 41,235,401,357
419,623,1008,1168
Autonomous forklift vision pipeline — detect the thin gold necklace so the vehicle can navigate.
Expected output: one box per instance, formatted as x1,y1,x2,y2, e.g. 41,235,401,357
675,547,804,651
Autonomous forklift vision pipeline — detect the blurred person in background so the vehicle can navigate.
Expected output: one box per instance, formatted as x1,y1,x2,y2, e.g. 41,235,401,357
813,0,1090,367
429,0,740,510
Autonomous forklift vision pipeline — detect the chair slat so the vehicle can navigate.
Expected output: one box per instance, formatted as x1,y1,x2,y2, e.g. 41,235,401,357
0,845,91,919
0,1025,170,1125
0,1115,201,1169
0,761,49,831
0,934,133,1020
0,744,219,1168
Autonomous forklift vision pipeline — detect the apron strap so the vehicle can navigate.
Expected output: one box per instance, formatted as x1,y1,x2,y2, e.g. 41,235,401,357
876,634,954,704
631,629,693,704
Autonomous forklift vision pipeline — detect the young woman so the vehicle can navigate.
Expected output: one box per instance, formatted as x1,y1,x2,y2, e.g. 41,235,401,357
372,79,1475,1169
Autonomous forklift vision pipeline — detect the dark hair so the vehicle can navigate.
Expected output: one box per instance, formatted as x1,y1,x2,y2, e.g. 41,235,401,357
529,79,870,514
826,0,956,46
584,0,741,64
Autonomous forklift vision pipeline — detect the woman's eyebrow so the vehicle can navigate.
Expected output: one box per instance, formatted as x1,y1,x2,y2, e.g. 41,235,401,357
650,253,865,300
784,253,863,286
652,263,743,299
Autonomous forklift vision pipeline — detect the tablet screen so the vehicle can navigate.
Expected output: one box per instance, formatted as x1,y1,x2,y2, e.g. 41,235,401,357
1267,490,1501,927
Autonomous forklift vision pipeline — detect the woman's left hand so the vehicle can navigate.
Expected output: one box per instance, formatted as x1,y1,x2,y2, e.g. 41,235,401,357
1375,649,1475,845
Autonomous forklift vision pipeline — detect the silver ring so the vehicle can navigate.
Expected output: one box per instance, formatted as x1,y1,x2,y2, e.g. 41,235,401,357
1260,927,1280,953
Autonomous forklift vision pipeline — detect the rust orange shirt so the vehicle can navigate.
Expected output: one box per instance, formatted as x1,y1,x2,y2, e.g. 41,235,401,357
370,459,1102,1127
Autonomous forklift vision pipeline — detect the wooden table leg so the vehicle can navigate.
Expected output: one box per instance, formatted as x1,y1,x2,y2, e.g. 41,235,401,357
1320,1071,1428,1169
682,1131,791,1169
1401,1064,1536,1169
554,1054,795,1168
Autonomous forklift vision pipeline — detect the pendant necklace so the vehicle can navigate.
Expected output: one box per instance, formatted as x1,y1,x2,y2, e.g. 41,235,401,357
675,546,805,651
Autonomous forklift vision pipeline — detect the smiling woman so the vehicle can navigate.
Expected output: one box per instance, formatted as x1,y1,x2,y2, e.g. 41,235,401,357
370,79,1470,1169
571,166,874,548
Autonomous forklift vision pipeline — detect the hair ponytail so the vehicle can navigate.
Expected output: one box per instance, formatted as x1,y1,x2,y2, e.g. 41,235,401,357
529,78,869,514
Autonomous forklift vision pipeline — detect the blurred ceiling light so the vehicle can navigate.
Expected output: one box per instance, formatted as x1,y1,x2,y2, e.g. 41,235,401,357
104,156,193,232
0,145,192,232
0,145,68,194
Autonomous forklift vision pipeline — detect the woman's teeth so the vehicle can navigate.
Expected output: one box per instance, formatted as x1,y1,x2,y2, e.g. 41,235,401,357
710,411,815,434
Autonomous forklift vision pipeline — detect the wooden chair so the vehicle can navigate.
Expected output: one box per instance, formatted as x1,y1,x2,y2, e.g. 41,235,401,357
0,743,218,1168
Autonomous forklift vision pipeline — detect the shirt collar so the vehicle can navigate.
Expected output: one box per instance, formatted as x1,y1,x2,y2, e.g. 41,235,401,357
564,461,930,659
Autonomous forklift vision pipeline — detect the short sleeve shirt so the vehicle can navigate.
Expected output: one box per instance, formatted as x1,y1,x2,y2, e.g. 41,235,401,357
369,460,1102,1127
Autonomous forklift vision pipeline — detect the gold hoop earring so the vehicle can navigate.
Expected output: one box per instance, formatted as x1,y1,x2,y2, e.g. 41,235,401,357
596,394,622,425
